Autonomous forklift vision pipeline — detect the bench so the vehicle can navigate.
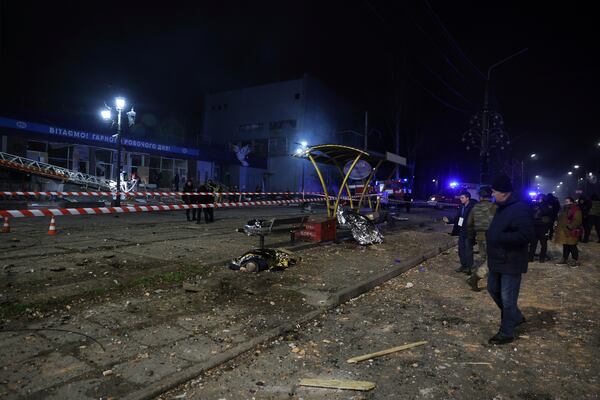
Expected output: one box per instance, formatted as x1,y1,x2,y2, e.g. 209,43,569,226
237,215,308,249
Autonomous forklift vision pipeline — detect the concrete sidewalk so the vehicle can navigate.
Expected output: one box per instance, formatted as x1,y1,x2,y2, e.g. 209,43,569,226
0,207,454,399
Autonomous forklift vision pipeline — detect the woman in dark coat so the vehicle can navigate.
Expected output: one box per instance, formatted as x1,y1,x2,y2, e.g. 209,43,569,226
554,197,582,267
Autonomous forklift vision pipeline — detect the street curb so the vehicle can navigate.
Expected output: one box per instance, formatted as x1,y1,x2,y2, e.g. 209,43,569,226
331,239,457,305
123,238,457,400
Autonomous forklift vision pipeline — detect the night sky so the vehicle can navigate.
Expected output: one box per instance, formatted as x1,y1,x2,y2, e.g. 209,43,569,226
1,1,598,192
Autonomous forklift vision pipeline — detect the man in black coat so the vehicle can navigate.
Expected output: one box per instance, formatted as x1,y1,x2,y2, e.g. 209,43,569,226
528,194,554,263
486,175,534,345
443,191,477,273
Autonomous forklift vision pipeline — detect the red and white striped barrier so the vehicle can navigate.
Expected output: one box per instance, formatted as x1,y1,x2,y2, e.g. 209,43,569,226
0,198,327,219
0,191,323,197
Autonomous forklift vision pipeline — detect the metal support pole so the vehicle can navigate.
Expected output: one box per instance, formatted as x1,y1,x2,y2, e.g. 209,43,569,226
115,109,122,207
301,161,305,198
480,79,490,185
364,111,368,150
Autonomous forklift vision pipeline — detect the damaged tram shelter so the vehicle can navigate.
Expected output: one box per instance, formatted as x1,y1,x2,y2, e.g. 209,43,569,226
294,144,407,217
230,145,407,273
294,144,407,245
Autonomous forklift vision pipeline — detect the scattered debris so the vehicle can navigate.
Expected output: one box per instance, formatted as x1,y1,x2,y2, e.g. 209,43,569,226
102,369,113,376
50,266,66,272
299,378,376,391
347,341,428,363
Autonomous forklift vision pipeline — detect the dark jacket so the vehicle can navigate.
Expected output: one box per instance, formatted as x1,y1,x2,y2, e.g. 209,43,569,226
449,199,478,237
532,199,554,228
182,181,194,204
486,195,534,274
546,194,560,221
590,199,600,217
197,184,213,205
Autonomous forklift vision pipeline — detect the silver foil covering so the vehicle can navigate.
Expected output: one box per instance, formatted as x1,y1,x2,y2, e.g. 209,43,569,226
337,207,384,245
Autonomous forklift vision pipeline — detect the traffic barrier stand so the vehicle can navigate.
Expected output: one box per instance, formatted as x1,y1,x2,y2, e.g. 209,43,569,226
1,217,9,233
48,216,57,235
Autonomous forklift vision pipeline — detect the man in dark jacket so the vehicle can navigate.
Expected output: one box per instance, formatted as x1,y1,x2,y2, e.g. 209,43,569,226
545,193,560,239
528,194,554,263
587,194,600,243
443,191,478,273
196,182,214,224
486,175,534,345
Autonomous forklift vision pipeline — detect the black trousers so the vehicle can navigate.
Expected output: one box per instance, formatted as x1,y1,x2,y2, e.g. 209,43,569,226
583,215,600,242
562,244,579,261
529,225,549,261
185,208,197,221
458,234,474,269
197,207,214,223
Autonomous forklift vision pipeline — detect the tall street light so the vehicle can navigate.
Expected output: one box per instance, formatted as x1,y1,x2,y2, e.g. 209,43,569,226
463,48,528,184
295,141,309,195
101,97,136,206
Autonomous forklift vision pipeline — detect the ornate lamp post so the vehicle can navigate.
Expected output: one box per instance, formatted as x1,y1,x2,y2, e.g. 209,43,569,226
100,97,136,206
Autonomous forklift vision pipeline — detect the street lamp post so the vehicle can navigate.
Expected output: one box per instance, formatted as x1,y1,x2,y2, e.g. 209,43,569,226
464,48,528,184
295,141,309,196
101,97,136,207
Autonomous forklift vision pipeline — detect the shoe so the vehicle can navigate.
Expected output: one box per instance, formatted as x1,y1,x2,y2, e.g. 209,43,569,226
539,259,546,264
569,261,580,268
555,259,568,265
516,317,526,326
455,266,470,273
488,333,514,345
467,275,481,292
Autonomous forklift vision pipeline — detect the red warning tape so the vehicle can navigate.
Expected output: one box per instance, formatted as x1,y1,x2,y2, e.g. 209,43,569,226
0,191,323,197
0,198,326,219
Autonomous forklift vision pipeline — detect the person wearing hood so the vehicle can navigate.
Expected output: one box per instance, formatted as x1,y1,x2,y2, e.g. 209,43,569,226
485,175,534,345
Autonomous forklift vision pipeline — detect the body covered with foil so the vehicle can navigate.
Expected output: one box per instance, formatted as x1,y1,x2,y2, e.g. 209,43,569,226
337,207,384,245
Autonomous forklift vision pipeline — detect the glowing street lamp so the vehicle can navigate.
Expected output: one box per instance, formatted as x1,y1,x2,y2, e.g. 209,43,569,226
568,171,573,175
530,153,536,158
295,141,309,194
574,164,580,169
534,175,540,179
99,97,136,206
115,97,126,111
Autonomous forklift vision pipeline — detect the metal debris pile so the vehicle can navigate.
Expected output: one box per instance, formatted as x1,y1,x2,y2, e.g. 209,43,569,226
337,207,384,245
229,248,298,273
238,219,271,235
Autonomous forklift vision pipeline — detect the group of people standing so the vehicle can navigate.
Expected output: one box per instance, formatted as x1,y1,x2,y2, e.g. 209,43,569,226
444,174,600,345
182,178,215,224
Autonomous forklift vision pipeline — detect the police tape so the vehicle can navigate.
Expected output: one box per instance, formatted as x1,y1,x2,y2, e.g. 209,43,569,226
384,198,459,208
0,191,324,197
0,197,328,219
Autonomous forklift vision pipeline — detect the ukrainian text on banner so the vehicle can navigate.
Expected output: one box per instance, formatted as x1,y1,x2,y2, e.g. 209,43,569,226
0,116,199,157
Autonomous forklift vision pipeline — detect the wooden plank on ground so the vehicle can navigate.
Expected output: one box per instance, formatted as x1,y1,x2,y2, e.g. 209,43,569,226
346,340,428,363
299,378,376,391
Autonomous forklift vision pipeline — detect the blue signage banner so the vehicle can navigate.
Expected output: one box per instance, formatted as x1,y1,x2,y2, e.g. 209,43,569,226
0,116,199,157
